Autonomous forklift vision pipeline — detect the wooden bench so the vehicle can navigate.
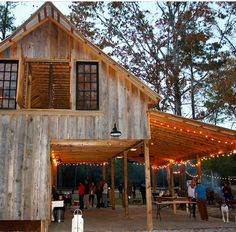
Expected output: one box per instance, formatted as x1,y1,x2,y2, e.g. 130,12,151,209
0,220,47,231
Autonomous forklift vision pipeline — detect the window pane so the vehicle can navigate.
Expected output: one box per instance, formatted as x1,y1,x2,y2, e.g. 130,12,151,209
79,84,85,91
3,99,8,108
0,64,4,71
11,73,17,81
90,101,97,109
84,65,90,73
84,74,90,82
0,61,18,110
4,90,9,97
91,74,97,82
91,92,97,100
91,83,97,90
77,101,84,109
84,101,90,109
4,72,10,80
10,81,16,88
76,62,98,110
9,100,15,108
84,92,90,100
4,81,9,88
5,64,11,71
78,64,84,73
78,91,84,98
84,83,90,90
78,74,84,82
91,65,97,73
10,90,16,97
12,64,17,72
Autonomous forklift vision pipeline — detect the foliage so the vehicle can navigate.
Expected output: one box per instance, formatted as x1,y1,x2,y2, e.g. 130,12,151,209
202,155,236,178
69,2,235,123
0,1,17,41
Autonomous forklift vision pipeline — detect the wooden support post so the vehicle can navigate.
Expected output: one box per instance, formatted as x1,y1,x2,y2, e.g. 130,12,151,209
123,150,128,217
197,155,202,180
103,163,107,182
152,167,157,193
111,158,115,210
169,164,174,197
169,163,176,213
144,140,153,231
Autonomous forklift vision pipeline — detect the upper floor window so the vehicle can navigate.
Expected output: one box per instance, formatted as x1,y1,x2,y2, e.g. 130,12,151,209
0,60,18,109
76,62,99,110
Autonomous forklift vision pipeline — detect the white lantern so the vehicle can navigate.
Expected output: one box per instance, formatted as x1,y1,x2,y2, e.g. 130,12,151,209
72,209,84,232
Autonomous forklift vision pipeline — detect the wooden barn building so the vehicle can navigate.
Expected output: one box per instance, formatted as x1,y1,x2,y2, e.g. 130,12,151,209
0,2,235,231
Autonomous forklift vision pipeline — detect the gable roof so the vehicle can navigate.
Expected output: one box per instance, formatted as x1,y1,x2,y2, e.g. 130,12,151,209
0,1,161,104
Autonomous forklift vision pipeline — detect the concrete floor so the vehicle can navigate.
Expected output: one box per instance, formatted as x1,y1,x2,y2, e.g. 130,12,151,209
49,205,236,232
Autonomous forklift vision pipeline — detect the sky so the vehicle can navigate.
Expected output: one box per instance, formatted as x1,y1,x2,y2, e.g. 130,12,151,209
2,1,235,130
12,1,71,25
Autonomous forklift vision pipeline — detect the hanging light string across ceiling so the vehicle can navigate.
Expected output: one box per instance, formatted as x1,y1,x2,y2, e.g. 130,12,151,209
150,119,235,146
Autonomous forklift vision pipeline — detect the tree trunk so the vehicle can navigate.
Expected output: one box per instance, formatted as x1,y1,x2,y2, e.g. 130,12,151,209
190,65,195,119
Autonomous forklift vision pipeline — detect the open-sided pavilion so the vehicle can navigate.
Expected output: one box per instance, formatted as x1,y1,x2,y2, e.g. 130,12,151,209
51,110,236,231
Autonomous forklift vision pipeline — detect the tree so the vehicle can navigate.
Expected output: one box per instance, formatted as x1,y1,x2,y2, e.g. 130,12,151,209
0,1,17,41
69,2,230,120
200,58,236,124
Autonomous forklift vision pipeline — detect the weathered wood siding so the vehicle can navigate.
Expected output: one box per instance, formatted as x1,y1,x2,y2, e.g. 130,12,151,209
0,20,151,220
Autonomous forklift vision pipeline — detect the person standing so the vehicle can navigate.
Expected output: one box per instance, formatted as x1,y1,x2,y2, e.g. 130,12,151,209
132,184,136,199
79,181,85,210
140,184,146,204
96,180,103,208
89,182,96,208
102,180,108,208
195,179,208,221
187,179,196,218
222,182,233,202
84,180,90,209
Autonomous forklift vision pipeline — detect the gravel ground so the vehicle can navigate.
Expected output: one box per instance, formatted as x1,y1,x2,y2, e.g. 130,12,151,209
49,204,236,232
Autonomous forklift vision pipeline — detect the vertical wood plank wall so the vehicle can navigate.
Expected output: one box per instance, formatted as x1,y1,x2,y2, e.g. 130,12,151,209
0,21,152,220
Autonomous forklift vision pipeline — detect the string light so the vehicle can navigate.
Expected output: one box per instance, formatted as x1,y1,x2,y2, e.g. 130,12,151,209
202,173,236,181
150,119,235,146
60,162,108,166
173,171,180,174
186,160,198,167
185,170,198,178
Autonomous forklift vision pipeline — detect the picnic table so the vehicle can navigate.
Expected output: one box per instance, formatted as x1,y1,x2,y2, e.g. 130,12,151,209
152,195,196,220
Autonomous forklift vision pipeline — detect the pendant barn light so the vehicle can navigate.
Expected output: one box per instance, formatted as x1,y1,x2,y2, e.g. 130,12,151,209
110,123,122,137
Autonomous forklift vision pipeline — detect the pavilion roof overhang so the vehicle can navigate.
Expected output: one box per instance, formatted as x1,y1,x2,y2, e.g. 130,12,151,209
51,139,142,164
50,111,236,168
145,110,236,167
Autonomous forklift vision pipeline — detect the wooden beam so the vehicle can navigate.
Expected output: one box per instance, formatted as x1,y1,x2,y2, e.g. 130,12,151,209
144,140,153,231
169,164,174,197
169,163,176,213
111,158,115,210
197,155,202,180
123,150,128,217
152,167,157,193
26,63,32,109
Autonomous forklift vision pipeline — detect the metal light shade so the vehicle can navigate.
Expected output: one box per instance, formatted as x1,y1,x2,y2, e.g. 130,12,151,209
110,123,122,137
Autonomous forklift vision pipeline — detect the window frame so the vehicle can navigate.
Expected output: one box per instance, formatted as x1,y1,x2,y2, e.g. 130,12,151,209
0,60,18,110
76,61,99,110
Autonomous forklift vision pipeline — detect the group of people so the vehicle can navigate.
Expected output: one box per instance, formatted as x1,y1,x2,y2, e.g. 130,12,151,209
78,179,108,210
188,179,233,221
187,179,208,220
